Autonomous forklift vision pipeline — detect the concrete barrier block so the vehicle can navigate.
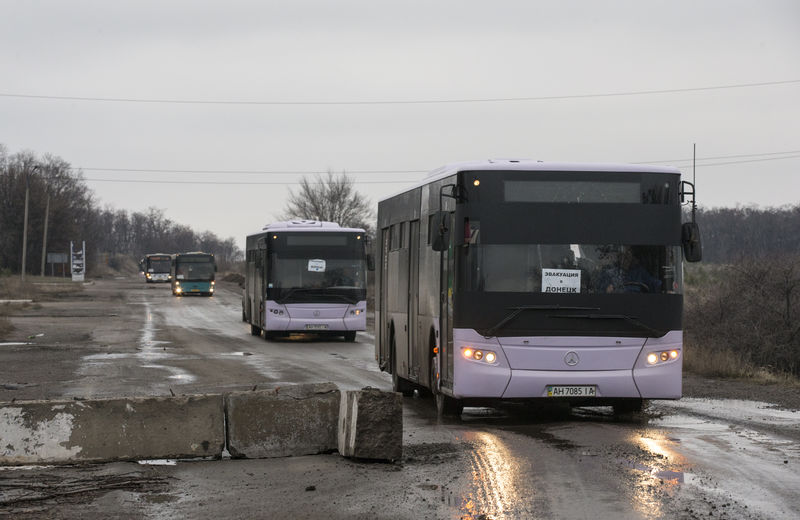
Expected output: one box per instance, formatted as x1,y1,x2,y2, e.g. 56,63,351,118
0,394,224,465
226,383,340,458
338,387,402,461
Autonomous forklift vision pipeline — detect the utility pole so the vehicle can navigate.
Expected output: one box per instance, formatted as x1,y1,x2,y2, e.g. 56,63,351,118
20,164,39,282
40,187,50,277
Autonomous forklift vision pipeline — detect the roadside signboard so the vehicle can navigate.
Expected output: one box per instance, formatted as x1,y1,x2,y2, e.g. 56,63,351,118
71,241,85,282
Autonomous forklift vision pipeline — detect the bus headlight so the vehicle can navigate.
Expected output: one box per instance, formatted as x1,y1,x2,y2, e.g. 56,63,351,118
646,350,680,365
175,287,183,294
461,347,498,364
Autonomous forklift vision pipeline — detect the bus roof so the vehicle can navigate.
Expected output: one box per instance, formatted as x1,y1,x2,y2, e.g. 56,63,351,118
249,220,366,236
381,159,683,202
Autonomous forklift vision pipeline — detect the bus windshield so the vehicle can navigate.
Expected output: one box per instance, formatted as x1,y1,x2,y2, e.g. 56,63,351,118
267,232,367,304
148,258,171,273
175,259,215,281
460,244,682,295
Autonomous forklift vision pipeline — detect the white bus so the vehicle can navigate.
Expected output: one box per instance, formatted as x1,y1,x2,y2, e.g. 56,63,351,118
243,220,372,341
375,160,702,415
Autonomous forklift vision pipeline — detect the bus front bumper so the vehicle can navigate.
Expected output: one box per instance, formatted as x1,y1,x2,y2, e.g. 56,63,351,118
265,301,367,332
451,329,682,400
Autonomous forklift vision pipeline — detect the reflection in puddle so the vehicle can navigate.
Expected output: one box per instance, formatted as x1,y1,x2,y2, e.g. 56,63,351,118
626,432,691,518
137,302,195,384
459,432,520,519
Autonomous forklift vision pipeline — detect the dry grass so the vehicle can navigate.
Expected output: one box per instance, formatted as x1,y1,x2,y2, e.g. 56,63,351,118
0,275,83,301
0,313,12,340
684,255,800,381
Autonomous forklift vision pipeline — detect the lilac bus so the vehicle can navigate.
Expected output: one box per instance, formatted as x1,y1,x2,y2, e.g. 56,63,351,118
376,160,702,416
243,221,371,342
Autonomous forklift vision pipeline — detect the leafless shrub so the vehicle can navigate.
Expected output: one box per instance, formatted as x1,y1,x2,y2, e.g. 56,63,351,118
684,254,800,377
0,309,12,339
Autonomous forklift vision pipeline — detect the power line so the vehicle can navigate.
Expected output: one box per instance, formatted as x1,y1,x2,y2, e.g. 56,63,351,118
2,79,799,106
82,178,419,185
79,152,800,186
74,167,428,175
73,149,800,176
667,154,800,169
633,149,800,165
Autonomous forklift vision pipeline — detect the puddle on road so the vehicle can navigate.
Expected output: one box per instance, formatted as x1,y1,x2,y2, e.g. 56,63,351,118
78,302,195,386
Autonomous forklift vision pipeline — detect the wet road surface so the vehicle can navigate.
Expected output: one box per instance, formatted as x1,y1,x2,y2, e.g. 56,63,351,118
1,277,799,518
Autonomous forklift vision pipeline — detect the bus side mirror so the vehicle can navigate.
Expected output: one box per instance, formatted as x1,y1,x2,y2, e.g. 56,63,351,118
366,253,375,271
682,222,702,262
431,211,450,252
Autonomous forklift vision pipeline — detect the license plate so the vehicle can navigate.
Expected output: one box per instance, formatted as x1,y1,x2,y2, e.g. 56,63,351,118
191,289,199,292
305,324,328,330
546,385,596,397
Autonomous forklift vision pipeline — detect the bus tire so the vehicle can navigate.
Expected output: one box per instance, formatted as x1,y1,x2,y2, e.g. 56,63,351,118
613,399,644,415
250,324,261,337
435,392,463,418
430,359,463,418
390,332,414,397
343,331,357,342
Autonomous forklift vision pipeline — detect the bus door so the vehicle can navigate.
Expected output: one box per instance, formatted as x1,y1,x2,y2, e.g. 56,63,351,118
439,212,455,389
254,238,266,328
246,251,256,321
379,226,391,370
408,219,420,381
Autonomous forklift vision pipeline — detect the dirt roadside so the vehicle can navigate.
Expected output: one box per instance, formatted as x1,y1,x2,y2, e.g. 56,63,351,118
682,371,800,411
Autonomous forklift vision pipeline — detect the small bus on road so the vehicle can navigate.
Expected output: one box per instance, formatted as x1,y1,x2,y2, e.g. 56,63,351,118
376,159,702,416
143,253,172,283
243,220,372,341
171,252,216,296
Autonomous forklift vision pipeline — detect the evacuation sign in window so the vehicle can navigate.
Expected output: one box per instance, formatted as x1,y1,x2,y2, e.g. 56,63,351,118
542,269,581,294
308,259,326,272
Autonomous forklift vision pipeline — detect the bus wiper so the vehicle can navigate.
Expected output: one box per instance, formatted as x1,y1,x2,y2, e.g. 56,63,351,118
275,287,314,304
316,292,359,304
550,314,667,337
482,305,600,338
277,288,359,305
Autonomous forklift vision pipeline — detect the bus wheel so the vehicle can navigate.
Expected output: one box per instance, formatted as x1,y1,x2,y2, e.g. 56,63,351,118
343,331,357,342
250,324,261,337
435,392,463,418
613,399,644,415
430,359,463,417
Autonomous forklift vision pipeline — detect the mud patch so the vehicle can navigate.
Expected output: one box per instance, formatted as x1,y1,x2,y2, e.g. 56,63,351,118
402,442,466,465
0,469,171,514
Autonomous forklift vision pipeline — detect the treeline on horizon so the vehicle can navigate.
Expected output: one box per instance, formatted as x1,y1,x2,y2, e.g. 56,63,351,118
2,144,799,275
0,146,242,275
694,205,800,263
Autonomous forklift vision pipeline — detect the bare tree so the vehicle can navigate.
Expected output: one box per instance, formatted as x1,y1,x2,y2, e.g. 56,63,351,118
281,171,374,234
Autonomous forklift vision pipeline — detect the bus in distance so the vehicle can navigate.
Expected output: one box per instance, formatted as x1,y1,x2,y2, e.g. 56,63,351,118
243,220,372,342
375,159,702,416
171,252,217,296
143,253,172,283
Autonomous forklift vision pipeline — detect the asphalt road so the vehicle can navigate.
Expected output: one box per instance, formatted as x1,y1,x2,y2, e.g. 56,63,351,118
1,276,799,519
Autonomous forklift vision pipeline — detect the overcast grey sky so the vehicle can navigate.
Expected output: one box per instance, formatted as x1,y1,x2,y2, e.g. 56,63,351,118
2,0,799,248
